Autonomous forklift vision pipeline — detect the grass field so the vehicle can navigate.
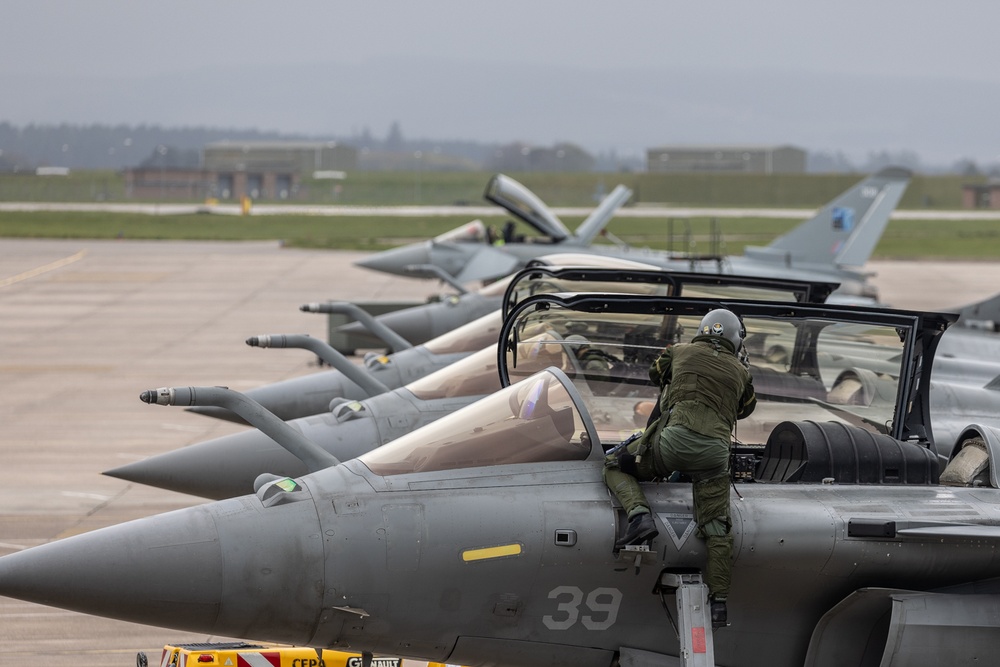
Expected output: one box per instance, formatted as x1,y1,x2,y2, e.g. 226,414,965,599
1,210,999,259
3,168,998,258
0,169,989,209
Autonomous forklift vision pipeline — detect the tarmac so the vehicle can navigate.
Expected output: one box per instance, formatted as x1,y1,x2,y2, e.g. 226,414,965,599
1,238,1000,667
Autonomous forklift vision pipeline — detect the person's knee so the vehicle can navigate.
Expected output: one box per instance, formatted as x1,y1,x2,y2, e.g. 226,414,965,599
694,473,731,534
701,516,731,538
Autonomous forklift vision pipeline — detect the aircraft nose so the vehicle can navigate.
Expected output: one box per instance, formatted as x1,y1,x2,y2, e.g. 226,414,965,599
105,413,381,500
0,494,326,643
104,427,309,499
355,242,432,277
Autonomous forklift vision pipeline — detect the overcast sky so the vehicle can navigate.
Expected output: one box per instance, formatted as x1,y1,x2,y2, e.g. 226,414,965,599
3,0,999,165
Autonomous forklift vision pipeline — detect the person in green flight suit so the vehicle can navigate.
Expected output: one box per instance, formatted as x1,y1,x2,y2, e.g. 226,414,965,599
603,308,757,628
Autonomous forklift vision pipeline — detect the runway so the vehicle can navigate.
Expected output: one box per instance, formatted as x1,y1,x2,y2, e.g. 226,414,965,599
1,239,999,666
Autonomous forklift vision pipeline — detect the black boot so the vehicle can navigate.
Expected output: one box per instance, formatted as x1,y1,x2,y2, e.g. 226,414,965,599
710,599,727,628
616,513,658,548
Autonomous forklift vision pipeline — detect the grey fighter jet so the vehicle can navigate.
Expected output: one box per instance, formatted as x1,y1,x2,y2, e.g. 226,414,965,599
109,272,839,497
5,298,1000,667
192,270,837,425
105,331,569,499
357,175,634,286
188,311,505,423
355,169,911,305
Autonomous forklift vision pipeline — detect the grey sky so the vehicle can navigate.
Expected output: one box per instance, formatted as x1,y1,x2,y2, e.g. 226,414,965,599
3,1,998,165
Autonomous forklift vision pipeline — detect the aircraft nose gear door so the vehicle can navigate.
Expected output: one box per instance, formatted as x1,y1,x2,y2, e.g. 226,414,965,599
655,571,716,667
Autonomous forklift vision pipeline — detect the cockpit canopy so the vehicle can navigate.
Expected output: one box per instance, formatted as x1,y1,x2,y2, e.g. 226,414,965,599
356,296,953,480
502,266,838,320
500,294,954,451
360,369,594,476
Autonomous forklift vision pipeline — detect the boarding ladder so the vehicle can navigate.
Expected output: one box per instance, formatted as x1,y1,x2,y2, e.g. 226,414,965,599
655,570,716,667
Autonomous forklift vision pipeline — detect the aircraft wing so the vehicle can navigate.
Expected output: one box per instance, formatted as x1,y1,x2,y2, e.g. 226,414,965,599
452,246,523,284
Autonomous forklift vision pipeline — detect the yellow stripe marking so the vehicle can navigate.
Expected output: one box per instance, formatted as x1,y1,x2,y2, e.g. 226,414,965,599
462,543,522,562
0,250,87,288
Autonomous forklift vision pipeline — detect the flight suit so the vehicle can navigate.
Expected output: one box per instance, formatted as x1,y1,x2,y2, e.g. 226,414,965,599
604,334,756,601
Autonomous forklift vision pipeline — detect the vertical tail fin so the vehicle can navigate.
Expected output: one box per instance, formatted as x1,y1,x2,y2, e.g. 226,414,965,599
572,184,633,245
762,167,911,268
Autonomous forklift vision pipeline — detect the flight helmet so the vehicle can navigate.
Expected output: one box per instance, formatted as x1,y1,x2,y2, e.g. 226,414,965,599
698,308,745,350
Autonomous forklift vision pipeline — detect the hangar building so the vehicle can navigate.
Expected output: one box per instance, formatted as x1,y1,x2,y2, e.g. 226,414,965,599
124,142,358,202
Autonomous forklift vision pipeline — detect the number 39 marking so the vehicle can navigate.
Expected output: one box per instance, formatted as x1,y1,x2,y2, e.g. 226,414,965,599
542,586,622,631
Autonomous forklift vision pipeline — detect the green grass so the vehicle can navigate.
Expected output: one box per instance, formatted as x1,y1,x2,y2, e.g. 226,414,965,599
0,170,989,208
2,210,999,259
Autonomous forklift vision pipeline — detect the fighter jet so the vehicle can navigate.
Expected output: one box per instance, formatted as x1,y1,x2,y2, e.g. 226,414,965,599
108,272,839,498
355,169,912,306
104,332,565,499
5,296,1000,667
357,175,633,286
185,270,837,425
187,310,504,423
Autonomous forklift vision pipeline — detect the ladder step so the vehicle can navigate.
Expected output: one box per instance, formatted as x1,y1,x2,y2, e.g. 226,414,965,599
658,572,716,667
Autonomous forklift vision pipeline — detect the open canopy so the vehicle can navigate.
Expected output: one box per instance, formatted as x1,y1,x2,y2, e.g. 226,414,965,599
500,294,955,452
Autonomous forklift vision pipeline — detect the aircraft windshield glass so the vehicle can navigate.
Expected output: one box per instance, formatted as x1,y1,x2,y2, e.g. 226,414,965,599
503,269,820,320
506,277,671,318
360,370,592,475
412,326,575,400
535,254,662,270
423,313,502,354
477,274,515,297
504,302,907,448
679,284,805,302
485,175,568,239
434,220,488,245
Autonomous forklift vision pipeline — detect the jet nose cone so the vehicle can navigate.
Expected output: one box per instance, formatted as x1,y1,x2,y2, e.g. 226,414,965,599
355,243,432,277
0,493,326,642
105,428,308,500
0,505,223,630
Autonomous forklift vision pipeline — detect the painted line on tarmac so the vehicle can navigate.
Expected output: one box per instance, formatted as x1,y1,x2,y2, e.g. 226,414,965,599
0,249,87,288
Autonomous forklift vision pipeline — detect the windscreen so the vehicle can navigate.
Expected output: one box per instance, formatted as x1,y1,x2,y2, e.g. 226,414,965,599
477,274,517,297
504,303,907,448
423,313,502,355
506,276,670,319
360,370,592,475
503,269,816,320
678,284,805,303
434,220,488,244
409,330,572,401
